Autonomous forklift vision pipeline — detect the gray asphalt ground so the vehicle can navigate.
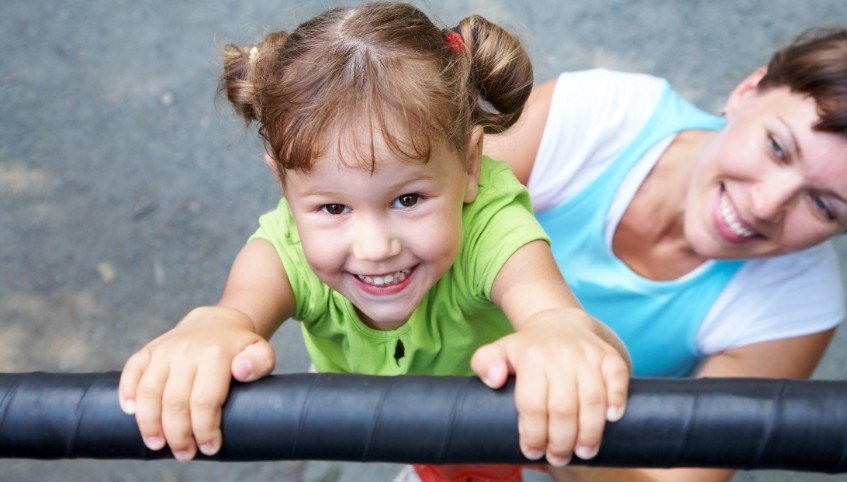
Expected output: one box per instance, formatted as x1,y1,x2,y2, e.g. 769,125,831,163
2,1,847,481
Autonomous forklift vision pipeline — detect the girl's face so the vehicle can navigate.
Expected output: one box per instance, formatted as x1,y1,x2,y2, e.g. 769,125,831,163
685,69,847,259
283,130,482,330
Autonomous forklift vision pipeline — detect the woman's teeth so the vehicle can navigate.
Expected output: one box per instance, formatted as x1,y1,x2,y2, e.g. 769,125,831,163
356,268,411,287
720,192,755,238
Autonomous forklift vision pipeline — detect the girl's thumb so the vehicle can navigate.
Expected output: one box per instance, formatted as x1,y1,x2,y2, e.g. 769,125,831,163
470,343,511,389
231,340,276,382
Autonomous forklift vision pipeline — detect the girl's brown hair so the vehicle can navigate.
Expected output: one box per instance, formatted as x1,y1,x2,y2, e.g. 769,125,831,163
219,2,533,177
758,27,847,135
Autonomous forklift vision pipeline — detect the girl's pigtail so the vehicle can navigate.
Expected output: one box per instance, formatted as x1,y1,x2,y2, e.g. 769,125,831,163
458,16,533,134
219,31,289,125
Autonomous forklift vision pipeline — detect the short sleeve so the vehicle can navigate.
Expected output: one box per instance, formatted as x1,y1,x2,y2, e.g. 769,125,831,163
697,241,845,354
528,69,666,211
458,158,550,303
249,200,332,322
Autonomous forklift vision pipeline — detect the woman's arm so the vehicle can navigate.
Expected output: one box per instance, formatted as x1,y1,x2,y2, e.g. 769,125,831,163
484,78,558,184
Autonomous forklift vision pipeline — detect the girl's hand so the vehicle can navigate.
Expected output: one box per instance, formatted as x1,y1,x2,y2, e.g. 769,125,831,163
470,308,630,467
118,305,276,461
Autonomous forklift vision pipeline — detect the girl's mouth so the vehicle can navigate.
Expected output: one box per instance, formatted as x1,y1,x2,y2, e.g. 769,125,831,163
355,268,412,287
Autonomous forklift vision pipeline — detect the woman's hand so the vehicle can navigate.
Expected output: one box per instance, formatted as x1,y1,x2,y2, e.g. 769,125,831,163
118,305,276,461
471,308,630,467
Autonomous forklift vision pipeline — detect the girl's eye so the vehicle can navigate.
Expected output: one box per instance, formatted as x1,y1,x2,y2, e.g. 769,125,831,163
321,203,348,215
393,193,420,208
769,136,787,161
811,194,836,222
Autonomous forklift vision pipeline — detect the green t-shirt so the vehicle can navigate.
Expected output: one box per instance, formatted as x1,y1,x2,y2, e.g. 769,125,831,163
251,156,549,376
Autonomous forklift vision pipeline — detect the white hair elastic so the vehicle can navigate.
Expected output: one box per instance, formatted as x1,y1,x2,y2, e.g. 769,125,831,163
248,46,258,62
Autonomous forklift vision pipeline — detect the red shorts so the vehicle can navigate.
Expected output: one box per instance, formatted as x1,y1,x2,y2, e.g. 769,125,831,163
411,464,547,482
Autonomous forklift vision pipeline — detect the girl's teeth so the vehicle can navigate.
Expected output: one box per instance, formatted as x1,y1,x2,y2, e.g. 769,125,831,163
357,269,411,287
720,193,754,238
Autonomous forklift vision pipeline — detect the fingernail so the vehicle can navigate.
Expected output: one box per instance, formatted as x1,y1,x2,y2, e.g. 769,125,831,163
483,367,499,388
121,399,136,415
233,357,254,382
173,449,194,462
524,449,545,461
144,436,165,451
547,454,571,467
607,405,625,422
575,445,599,460
199,440,220,456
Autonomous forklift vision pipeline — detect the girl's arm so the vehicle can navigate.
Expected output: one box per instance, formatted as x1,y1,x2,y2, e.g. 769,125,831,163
118,239,294,461
547,329,835,482
471,239,631,467
484,78,557,183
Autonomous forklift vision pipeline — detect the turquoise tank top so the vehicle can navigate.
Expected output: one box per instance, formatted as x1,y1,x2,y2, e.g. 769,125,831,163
537,86,744,377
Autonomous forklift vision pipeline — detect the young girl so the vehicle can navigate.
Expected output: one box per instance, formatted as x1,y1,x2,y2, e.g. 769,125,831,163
117,3,630,480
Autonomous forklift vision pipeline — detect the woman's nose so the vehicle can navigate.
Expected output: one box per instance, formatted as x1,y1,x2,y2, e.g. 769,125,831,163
352,217,401,261
749,169,803,223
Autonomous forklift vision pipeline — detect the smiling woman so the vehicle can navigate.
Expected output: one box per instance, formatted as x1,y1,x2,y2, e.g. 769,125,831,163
485,27,847,482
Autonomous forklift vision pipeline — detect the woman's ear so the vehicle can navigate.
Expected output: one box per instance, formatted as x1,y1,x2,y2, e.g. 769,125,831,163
724,66,768,116
463,126,484,203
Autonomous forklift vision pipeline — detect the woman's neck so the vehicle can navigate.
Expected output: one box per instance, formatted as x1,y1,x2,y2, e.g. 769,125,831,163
612,130,714,280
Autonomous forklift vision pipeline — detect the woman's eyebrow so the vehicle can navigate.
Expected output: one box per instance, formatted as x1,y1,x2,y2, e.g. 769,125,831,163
775,116,847,204
777,115,803,159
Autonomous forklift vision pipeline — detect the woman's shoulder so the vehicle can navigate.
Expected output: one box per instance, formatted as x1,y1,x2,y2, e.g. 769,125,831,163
545,69,669,138
735,241,841,283
697,241,844,354
552,68,668,94
528,69,671,211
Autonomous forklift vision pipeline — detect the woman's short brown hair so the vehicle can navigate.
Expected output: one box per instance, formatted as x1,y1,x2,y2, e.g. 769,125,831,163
758,27,847,135
218,2,533,177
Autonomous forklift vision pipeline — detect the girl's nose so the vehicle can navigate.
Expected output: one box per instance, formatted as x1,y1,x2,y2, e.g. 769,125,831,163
352,218,401,261
749,169,803,223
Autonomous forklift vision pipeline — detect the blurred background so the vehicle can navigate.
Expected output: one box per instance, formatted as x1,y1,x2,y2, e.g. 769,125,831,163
2,1,847,480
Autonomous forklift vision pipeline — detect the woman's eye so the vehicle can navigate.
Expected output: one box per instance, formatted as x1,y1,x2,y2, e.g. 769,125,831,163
769,136,787,161
393,193,420,208
321,203,348,215
811,195,836,222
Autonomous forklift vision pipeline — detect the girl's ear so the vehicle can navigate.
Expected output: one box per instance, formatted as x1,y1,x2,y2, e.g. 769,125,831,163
463,126,484,203
263,152,286,191
723,66,768,117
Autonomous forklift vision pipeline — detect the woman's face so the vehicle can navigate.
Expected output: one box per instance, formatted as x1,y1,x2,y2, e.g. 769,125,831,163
685,70,847,259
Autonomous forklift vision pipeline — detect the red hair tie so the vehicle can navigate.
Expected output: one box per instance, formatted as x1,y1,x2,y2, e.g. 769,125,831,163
443,27,465,55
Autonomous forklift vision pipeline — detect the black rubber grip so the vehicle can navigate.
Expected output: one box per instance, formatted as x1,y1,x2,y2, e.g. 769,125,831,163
1,372,846,472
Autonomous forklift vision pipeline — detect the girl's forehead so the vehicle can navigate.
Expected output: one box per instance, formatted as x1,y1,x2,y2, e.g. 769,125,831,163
317,124,459,169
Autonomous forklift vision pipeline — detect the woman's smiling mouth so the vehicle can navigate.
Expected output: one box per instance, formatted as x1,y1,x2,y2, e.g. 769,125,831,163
715,186,760,242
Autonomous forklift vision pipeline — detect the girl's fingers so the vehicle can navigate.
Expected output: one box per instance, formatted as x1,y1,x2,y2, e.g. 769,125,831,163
543,369,578,467
160,362,199,461
601,355,630,422
134,357,171,452
191,356,232,456
119,348,151,415
513,352,551,461
573,368,606,461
